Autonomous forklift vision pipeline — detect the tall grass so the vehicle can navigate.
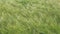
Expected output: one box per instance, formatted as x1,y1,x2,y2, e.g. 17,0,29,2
0,0,60,34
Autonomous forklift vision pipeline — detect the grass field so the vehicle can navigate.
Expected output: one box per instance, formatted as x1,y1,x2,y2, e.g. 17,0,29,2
0,0,60,34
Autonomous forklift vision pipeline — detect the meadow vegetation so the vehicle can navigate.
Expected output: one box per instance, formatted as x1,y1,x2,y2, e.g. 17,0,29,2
0,0,60,34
